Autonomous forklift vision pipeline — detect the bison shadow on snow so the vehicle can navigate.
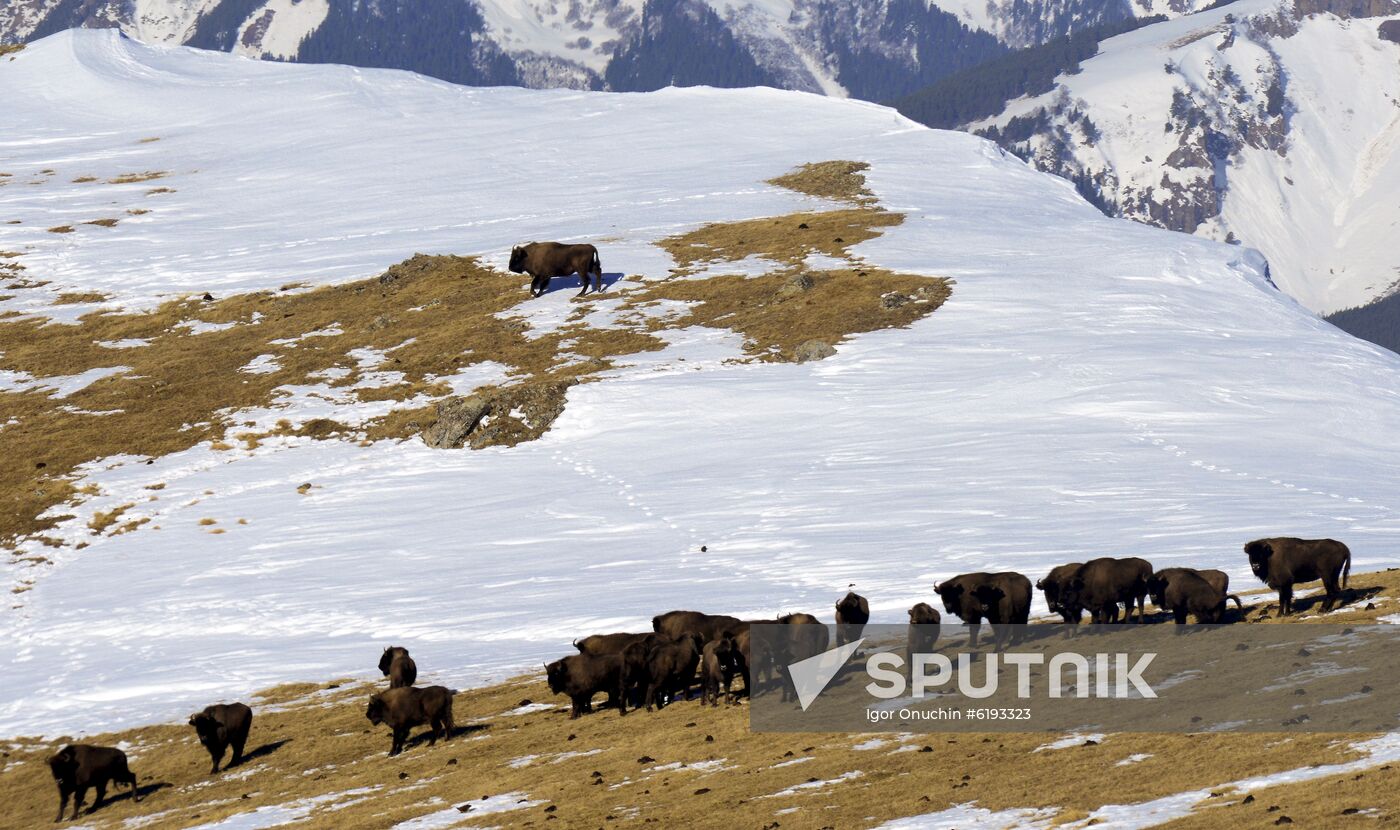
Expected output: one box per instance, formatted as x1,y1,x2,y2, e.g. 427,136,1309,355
1258,584,1379,617
532,271,625,297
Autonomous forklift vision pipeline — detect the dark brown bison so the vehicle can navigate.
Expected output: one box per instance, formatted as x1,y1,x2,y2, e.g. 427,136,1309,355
574,632,662,656
365,685,455,756
48,744,140,822
1152,567,1231,597
509,241,603,298
775,613,830,702
834,591,870,648
906,602,941,678
700,636,738,706
1036,562,1084,623
643,633,703,710
652,610,744,644
1147,569,1242,624
189,702,252,774
934,572,1032,649
1245,537,1351,614
1059,557,1153,624
732,627,753,696
546,653,626,719
379,646,417,689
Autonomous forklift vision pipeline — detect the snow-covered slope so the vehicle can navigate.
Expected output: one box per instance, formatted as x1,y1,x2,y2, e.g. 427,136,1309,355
976,0,1400,314
4,30,1400,739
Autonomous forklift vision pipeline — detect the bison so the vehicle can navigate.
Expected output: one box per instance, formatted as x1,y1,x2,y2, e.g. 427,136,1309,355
189,702,252,774
700,636,738,706
1245,537,1351,614
1059,557,1153,624
643,633,703,710
775,613,830,702
574,632,662,656
834,590,870,648
652,610,745,644
1036,562,1084,623
365,685,455,757
906,602,941,679
48,744,140,822
379,646,417,689
546,653,627,719
1147,568,1242,624
509,241,604,298
1152,567,1231,597
934,572,1031,649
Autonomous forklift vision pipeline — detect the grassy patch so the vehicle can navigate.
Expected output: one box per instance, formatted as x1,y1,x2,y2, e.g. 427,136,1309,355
107,171,168,184
72,176,97,184
84,218,120,228
0,160,947,552
53,292,109,304
0,44,22,59
46,225,74,234
767,159,877,205
1,580,1398,830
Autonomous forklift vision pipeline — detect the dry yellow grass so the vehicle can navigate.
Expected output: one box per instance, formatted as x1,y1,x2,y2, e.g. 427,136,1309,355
72,176,98,184
0,43,24,58
107,171,168,184
46,225,74,234
1,578,1397,830
84,218,120,228
52,292,109,304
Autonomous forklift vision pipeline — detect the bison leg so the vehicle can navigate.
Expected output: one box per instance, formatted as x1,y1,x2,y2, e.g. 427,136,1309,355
1279,584,1293,616
1173,606,1188,625
91,781,107,813
72,787,86,821
575,268,589,298
54,785,70,823
231,735,246,768
1321,572,1341,612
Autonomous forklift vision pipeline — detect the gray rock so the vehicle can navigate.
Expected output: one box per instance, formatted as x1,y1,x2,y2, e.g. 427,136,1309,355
881,292,911,309
793,340,836,363
777,273,815,298
422,395,492,449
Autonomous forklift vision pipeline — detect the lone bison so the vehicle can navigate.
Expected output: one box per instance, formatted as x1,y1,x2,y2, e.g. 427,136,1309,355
1036,562,1084,623
1245,537,1351,614
365,685,455,757
509,241,603,298
546,653,627,719
1059,557,1153,624
378,646,417,689
1147,569,1242,624
834,590,871,648
189,702,253,774
934,572,1031,649
48,744,140,822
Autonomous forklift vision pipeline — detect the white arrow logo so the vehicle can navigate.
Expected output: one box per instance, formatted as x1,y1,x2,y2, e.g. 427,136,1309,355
788,638,865,711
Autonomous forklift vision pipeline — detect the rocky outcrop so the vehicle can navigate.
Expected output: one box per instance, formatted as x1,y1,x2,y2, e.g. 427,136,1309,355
422,378,581,450
793,340,837,363
421,395,491,449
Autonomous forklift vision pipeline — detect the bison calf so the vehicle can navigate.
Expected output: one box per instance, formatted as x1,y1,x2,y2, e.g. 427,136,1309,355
700,637,738,706
906,602,941,679
49,744,140,822
509,241,603,298
379,646,417,689
366,686,455,757
189,702,252,774
1245,537,1351,614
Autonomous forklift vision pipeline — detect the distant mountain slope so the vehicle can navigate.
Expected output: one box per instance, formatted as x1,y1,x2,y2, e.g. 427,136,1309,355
953,0,1400,315
4,0,1202,100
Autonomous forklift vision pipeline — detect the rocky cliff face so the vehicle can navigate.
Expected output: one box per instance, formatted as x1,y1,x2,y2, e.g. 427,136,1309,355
975,0,1400,313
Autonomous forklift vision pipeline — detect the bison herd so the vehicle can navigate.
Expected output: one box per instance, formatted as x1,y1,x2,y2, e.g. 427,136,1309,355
41,537,1353,821
544,537,1354,717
